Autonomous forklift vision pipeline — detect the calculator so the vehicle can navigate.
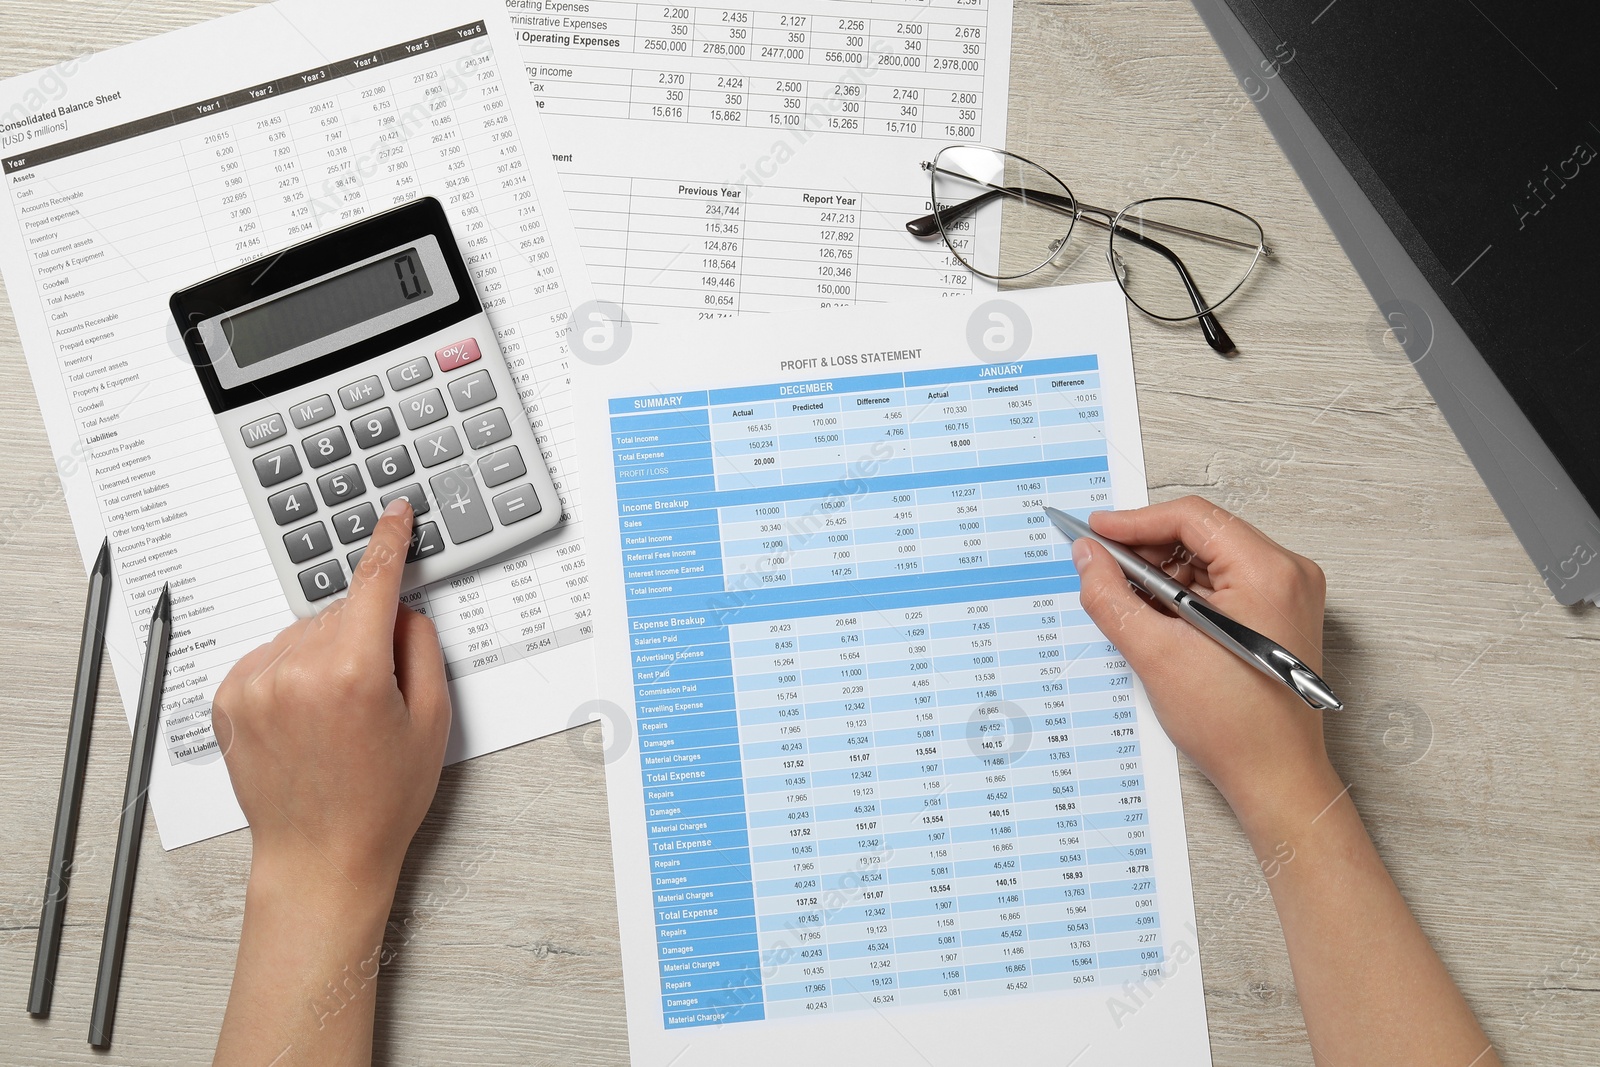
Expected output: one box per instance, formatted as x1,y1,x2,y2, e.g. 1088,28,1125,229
171,197,561,617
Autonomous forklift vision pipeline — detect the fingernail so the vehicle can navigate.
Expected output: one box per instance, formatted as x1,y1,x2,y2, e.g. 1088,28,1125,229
1071,538,1092,569
384,497,412,519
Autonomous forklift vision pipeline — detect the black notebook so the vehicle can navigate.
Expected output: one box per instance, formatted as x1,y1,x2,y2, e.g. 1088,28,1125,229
1220,0,1600,512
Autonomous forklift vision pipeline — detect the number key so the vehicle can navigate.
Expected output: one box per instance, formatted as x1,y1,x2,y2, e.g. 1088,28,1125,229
302,425,351,469
332,502,379,544
316,464,365,506
297,559,347,603
380,483,431,517
253,444,302,487
366,444,415,488
351,407,400,449
283,521,332,564
267,483,316,526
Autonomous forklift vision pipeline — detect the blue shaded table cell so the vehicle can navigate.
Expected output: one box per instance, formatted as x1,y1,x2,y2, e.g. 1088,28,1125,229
610,393,712,418
661,999,766,1030
620,523,723,552
623,542,725,571
660,963,765,996
654,878,755,911
764,979,835,1002
617,469,717,498
650,827,751,859
645,809,750,841
614,439,718,467
632,656,738,687
634,673,735,701
650,849,753,879
624,556,725,586
656,926,760,962
611,421,714,450
709,400,779,423
658,949,761,981
655,892,758,927
645,791,750,823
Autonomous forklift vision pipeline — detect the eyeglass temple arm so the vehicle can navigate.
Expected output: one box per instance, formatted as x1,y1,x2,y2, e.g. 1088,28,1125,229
907,186,1235,354
907,183,1266,255
1104,218,1235,354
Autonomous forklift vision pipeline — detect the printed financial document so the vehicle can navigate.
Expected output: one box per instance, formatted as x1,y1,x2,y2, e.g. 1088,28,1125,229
0,0,601,848
573,283,1212,1064
505,0,1013,321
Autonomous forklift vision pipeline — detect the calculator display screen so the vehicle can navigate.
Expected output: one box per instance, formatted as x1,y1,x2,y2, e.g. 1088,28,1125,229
224,249,433,369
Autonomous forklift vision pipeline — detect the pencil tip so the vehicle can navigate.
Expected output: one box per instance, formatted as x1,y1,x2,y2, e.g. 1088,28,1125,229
155,583,171,619
93,537,111,574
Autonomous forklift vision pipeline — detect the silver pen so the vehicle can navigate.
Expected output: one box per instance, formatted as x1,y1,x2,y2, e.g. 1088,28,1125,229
1043,506,1343,711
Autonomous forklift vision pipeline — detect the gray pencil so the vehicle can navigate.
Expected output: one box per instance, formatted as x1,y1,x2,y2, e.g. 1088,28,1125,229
28,538,113,1018
88,583,170,1049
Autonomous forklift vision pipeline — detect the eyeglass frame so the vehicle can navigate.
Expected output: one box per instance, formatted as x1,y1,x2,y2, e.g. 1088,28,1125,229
906,145,1272,355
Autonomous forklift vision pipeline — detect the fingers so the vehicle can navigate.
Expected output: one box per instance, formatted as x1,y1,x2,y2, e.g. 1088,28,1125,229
1088,495,1284,571
1072,537,1182,674
345,498,415,651
1127,542,1211,592
393,606,452,740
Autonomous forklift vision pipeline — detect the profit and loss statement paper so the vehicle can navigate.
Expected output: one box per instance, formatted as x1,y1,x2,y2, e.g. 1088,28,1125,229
573,283,1212,1064
0,0,603,848
505,0,1014,322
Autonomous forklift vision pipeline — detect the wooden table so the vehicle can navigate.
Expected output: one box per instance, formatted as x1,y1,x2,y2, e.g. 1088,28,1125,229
2,1,1596,1063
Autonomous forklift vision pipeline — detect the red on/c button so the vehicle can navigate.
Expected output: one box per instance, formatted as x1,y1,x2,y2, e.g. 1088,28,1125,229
435,338,482,372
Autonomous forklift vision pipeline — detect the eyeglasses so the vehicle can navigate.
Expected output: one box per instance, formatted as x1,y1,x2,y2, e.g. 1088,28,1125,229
906,144,1271,354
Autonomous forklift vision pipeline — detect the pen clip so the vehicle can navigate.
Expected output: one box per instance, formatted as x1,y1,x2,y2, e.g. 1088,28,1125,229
1174,594,1343,711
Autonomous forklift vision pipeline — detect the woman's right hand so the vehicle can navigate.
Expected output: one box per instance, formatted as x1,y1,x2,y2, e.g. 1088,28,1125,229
1070,495,1340,831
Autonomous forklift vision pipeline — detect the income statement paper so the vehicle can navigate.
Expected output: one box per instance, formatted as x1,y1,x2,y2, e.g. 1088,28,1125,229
572,283,1211,1064
0,0,601,848
505,0,1012,320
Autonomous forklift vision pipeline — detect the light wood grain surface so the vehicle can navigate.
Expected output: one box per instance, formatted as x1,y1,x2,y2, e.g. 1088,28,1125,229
1,2,1596,1064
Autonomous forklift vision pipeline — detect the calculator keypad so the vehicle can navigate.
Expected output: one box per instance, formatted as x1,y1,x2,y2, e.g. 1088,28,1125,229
416,426,464,467
253,444,302,487
429,465,493,544
290,394,335,429
332,502,379,544
380,483,430,517
298,559,347,602
303,426,351,468
268,483,316,526
477,446,526,488
366,444,415,488
339,376,384,410
447,369,496,412
463,408,511,450
283,521,331,564
351,408,400,450
317,465,365,506
242,414,287,448
408,522,446,561
492,483,542,525
387,357,433,391
434,337,481,372
399,388,447,430
249,333,551,611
